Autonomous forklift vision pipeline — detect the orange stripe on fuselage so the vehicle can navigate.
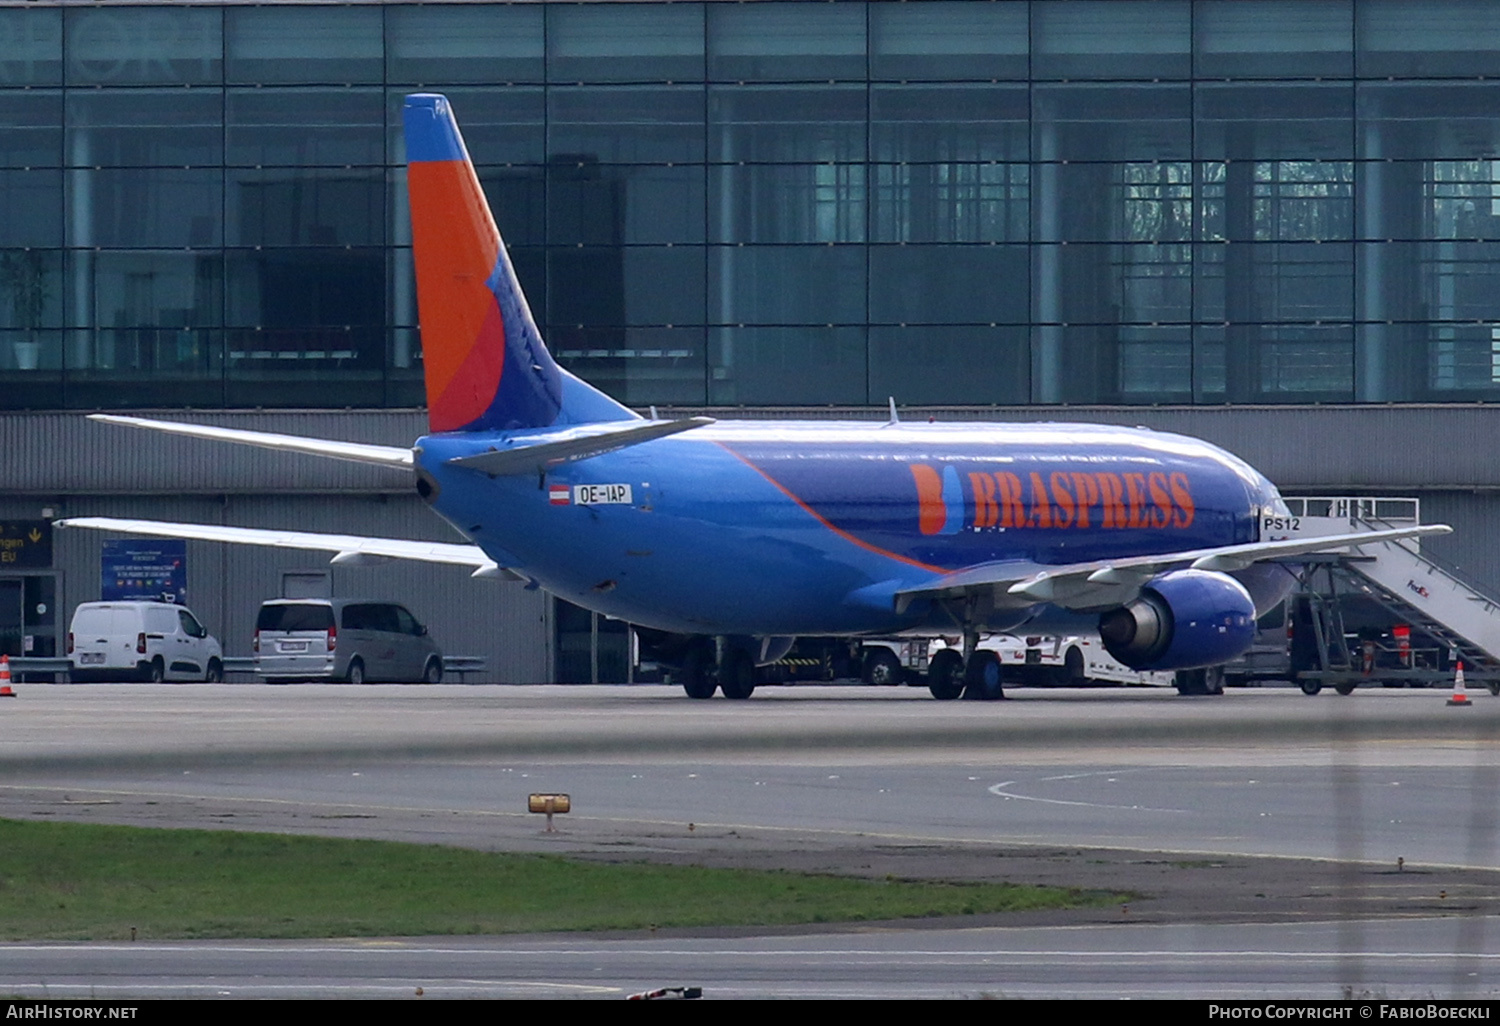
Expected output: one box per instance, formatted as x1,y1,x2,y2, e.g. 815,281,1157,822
720,444,947,574
408,159,504,430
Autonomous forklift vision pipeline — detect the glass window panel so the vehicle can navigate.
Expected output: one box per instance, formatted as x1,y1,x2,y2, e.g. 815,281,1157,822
228,90,383,167
0,168,60,248
549,86,705,164
709,86,866,163
870,85,1028,163
708,326,866,404
66,6,221,86
1035,243,1193,324
1359,83,1500,162
869,325,1029,405
1116,326,1194,400
227,169,384,248
547,3,704,83
1033,85,1191,163
1397,241,1500,323
1249,324,1354,399
1359,0,1500,78
225,249,384,328
1424,162,1500,241
61,327,224,409
0,8,62,86
711,164,865,244
709,246,866,325
226,6,383,85
872,164,1028,243
66,90,223,168
1200,242,1354,323
391,88,544,167
386,4,543,84
0,330,64,405
1422,323,1500,396
1194,0,1351,79
547,163,703,246
546,246,704,327
1196,84,1354,162
87,250,223,333
869,1,1027,81
1036,163,1193,243
0,250,63,329
708,3,866,82
1032,0,1191,81
0,91,61,168
67,169,220,248
552,326,706,406
869,246,1028,325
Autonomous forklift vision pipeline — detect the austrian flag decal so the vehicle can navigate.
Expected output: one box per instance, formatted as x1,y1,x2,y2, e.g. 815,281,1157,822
549,485,570,506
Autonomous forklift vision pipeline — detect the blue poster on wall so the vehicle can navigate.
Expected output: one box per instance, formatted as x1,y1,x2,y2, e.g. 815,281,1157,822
101,540,187,603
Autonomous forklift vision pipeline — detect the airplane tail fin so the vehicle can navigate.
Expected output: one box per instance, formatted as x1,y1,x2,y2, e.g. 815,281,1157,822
403,93,634,433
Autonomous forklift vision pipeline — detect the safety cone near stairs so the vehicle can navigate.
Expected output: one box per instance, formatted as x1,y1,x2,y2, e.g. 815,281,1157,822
1447,660,1472,707
0,654,14,697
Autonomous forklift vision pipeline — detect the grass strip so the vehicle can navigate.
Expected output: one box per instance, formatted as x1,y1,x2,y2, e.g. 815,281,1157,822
0,818,1123,940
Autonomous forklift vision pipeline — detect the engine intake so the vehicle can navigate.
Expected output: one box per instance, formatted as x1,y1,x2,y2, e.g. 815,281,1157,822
1098,569,1257,671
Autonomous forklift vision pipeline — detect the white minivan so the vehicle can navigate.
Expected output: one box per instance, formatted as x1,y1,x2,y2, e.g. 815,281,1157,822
68,601,224,683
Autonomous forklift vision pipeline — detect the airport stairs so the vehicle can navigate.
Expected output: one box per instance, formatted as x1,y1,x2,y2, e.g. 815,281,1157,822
1283,498,1500,679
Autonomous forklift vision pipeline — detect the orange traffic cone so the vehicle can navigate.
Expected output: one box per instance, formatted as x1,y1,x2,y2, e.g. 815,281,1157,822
0,654,14,697
1447,660,1472,707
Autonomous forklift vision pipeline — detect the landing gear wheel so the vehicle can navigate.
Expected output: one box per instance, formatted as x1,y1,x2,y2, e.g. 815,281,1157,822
1299,677,1322,696
1059,646,1086,686
1334,681,1357,696
680,647,716,699
720,650,756,700
1175,667,1225,696
927,648,965,700
863,648,903,686
962,650,1005,700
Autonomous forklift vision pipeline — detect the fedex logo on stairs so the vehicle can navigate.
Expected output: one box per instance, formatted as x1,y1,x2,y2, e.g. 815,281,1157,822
909,463,1197,537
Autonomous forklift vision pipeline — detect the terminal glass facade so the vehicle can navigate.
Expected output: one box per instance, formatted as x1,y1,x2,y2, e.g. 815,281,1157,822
5,0,1500,409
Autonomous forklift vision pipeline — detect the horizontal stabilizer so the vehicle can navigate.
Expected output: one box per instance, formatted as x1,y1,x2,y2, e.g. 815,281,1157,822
89,414,414,469
56,516,519,579
446,417,715,477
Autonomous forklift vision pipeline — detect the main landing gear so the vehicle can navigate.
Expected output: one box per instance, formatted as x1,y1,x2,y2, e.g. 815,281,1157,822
675,637,756,700
928,629,1005,701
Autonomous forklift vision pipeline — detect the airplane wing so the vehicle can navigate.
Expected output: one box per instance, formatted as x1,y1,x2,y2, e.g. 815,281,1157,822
89,414,414,469
55,516,524,580
895,523,1453,613
445,417,716,477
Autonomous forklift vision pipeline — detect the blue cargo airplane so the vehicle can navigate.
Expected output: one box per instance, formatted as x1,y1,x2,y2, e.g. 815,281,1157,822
61,94,1448,700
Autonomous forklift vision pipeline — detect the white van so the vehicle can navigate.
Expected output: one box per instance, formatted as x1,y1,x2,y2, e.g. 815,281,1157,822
68,601,224,683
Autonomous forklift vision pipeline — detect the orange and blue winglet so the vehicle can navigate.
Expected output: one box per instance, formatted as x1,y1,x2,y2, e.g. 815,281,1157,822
404,93,563,433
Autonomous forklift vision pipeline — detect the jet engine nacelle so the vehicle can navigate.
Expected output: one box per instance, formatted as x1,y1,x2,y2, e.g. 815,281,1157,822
1097,569,1257,671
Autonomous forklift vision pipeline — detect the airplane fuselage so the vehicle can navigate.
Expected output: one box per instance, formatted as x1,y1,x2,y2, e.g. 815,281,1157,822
416,420,1293,637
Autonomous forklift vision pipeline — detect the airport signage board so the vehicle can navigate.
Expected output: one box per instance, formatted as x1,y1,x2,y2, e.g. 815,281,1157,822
102,539,186,602
0,520,52,568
